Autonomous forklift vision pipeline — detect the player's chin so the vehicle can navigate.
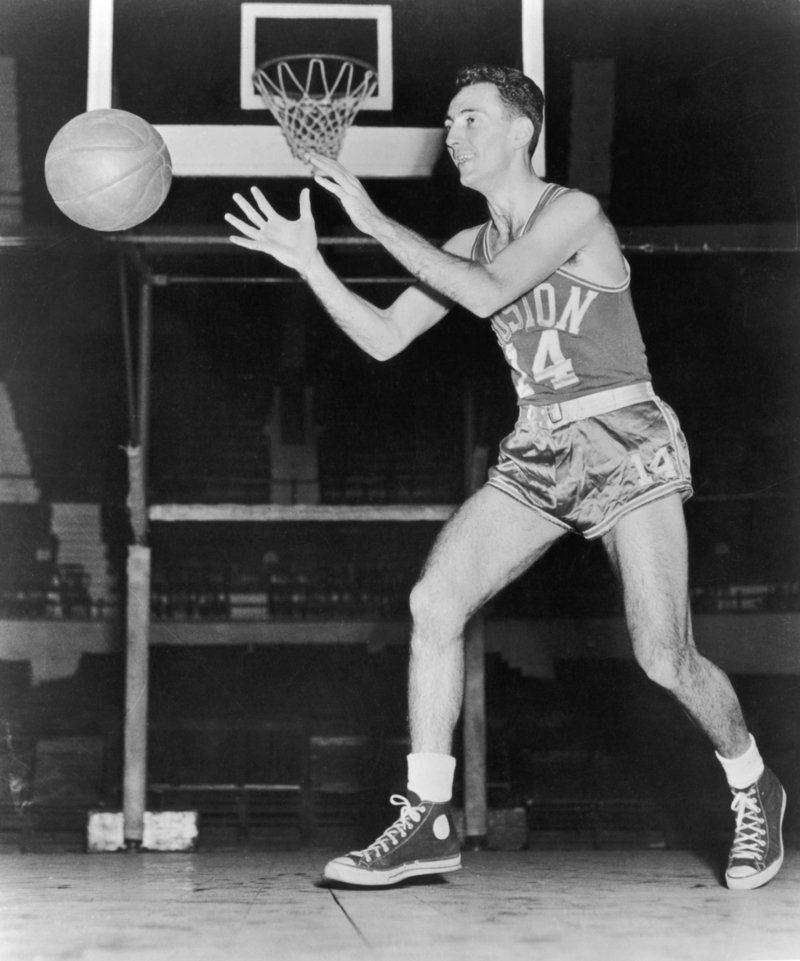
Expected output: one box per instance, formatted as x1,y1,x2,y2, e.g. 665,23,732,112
457,167,477,187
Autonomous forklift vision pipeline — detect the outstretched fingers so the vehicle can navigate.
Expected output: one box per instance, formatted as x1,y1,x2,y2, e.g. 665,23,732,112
306,152,350,177
225,185,319,271
225,188,284,246
230,191,271,228
227,233,264,253
223,211,261,241
306,154,350,195
298,187,312,217
250,186,278,220
303,154,377,235
312,174,343,200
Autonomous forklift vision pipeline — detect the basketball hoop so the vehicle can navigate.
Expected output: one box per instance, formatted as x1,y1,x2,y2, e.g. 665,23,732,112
253,54,378,164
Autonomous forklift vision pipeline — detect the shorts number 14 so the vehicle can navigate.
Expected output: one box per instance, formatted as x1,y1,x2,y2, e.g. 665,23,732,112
630,447,678,487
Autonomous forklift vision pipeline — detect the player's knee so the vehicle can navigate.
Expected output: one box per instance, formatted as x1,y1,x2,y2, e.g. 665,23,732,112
409,577,433,625
409,576,465,633
635,641,690,691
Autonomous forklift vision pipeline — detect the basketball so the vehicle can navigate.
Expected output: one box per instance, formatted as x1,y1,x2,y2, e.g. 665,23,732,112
44,108,172,231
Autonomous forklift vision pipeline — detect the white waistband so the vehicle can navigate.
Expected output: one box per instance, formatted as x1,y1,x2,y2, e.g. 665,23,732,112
520,382,655,429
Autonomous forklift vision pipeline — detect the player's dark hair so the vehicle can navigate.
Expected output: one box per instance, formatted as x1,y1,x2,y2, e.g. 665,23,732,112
455,65,544,161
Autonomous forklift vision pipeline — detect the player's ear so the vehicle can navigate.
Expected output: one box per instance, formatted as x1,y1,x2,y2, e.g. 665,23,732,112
511,115,535,154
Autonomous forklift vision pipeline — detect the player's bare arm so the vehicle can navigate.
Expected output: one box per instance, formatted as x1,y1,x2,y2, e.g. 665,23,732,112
309,154,614,317
226,186,455,361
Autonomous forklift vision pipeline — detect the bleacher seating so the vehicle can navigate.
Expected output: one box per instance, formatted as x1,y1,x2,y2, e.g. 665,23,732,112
2,328,796,624
150,407,271,504
4,370,110,503
49,503,116,614
2,645,797,852
318,418,462,506
0,504,55,617
0,380,38,503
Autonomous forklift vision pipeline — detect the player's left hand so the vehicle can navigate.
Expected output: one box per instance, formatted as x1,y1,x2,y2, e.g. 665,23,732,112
306,153,382,235
225,186,318,275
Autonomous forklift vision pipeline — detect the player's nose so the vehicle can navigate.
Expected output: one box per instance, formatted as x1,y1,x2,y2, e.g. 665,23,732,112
445,126,460,148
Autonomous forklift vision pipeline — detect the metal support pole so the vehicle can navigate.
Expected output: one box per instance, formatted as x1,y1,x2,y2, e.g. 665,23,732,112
462,388,488,843
118,255,137,444
123,544,151,846
463,615,487,842
136,277,153,491
122,275,154,847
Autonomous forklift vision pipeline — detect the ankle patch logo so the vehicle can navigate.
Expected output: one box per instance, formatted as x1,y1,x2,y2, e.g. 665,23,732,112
433,814,451,840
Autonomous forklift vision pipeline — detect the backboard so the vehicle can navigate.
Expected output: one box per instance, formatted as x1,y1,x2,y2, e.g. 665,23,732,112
87,0,544,178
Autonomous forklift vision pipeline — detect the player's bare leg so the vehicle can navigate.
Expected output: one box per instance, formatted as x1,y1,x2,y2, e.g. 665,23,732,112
407,485,563,754
603,493,786,889
324,486,564,885
602,493,747,755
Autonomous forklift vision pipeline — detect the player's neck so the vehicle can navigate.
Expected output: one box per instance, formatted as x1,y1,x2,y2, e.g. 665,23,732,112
484,169,547,245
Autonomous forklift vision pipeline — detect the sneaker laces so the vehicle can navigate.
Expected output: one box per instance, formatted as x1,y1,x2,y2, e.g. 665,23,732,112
730,786,766,863
350,794,425,862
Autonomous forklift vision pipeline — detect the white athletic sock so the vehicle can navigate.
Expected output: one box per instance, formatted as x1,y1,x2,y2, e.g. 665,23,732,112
716,734,764,790
407,753,456,803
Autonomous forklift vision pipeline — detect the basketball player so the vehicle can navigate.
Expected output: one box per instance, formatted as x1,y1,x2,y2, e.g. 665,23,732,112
226,65,786,891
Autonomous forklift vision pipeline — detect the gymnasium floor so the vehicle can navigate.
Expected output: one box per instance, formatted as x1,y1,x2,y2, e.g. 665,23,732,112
1,849,798,961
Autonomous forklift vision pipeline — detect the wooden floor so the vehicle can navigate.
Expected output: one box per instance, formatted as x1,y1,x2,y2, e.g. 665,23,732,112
1,849,798,961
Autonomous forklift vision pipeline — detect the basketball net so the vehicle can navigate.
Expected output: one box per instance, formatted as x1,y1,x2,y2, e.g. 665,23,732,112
253,55,378,162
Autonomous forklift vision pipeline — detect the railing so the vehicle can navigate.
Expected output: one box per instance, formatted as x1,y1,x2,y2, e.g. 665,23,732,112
2,566,798,622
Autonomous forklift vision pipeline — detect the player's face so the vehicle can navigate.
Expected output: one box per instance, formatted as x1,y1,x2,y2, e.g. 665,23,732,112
445,83,517,188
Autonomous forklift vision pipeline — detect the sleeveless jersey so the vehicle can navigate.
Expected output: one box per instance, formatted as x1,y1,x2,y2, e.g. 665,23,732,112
471,183,651,407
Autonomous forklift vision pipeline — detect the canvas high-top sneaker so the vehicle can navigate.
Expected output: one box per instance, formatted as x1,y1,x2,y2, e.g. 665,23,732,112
323,792,461,886
726,767,786,890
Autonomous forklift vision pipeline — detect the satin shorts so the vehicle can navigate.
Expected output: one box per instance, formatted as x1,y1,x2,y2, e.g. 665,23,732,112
486,396,693,540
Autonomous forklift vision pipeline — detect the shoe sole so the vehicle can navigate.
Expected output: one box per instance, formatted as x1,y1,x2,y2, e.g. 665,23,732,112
726,786,786,891
324,855,462,887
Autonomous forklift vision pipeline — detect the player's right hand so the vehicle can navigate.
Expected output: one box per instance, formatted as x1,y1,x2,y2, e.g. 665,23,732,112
225,187,318,276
